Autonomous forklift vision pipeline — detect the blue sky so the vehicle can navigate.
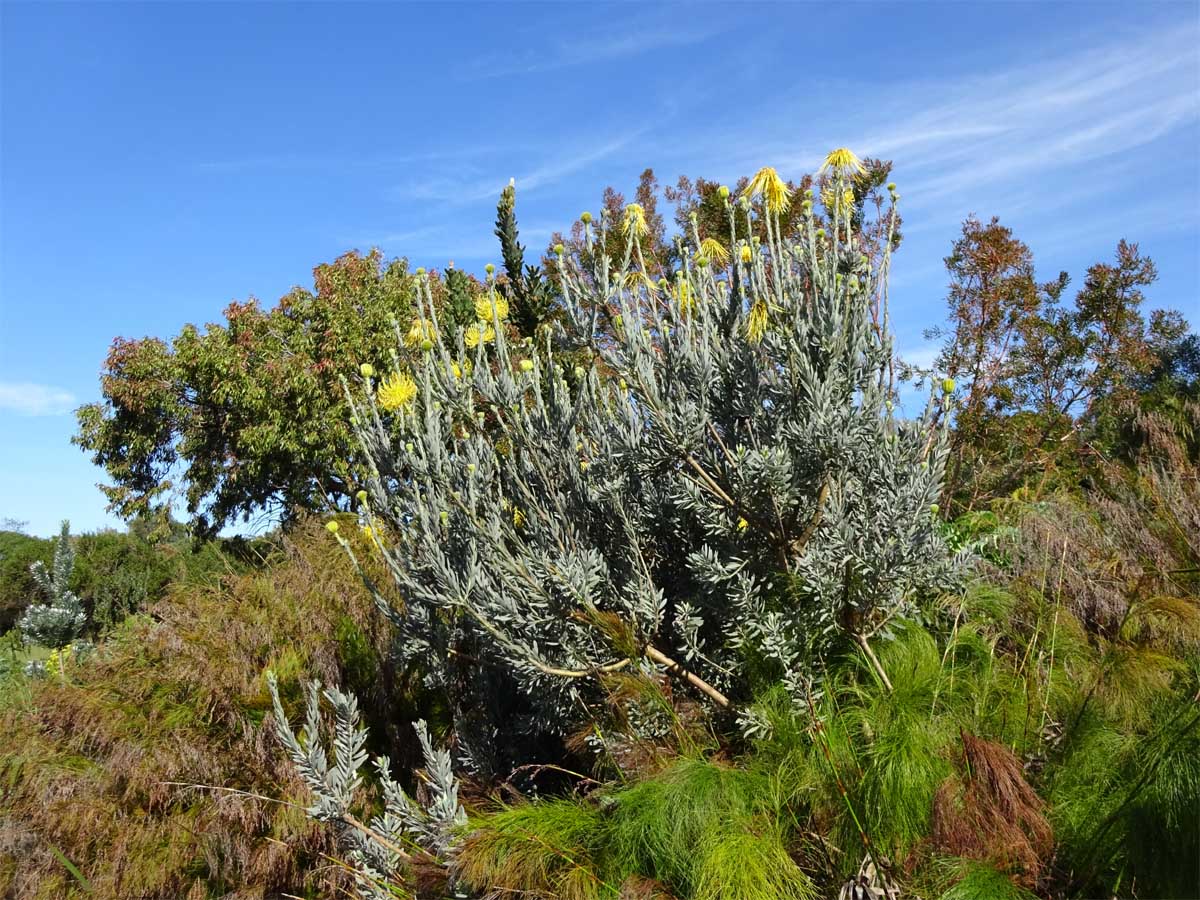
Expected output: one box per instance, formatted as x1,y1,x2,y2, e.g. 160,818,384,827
1,1,1197,537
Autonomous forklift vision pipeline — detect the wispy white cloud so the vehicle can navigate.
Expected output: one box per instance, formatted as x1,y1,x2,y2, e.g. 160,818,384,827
0,382,78,417
463,18,720,79
392,129,646,206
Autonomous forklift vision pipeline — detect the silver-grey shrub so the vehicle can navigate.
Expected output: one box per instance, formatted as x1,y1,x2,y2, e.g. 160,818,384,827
18,520,86,651
339,154,962,761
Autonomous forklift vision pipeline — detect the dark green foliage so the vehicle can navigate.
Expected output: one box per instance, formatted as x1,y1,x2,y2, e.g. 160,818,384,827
443,266,478,330
0,530,51,631
495,181,555,337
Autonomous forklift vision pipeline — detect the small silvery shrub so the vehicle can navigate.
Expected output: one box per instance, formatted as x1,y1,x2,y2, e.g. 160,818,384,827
268,673,467,899
18,520,86,650
336,150,962,765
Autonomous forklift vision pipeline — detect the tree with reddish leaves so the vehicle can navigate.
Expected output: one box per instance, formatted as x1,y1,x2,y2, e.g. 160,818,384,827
75,250,418,536
927,217,1187,509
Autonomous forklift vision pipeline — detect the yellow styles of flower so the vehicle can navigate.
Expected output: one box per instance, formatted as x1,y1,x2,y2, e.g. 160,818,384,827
475,294,510,323
623,202,649,239
819,147,866,177
698,237,730,267
746,298,769,344
747,166,791,214
377,371,418,411
464,322,495,349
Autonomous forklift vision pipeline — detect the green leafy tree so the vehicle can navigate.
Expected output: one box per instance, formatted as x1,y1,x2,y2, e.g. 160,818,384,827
75,251,418,536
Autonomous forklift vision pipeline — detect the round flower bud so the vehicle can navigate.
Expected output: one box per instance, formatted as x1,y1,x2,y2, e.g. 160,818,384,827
802,199,813,212
416,267,425,276
356,490,368,503
519,358,534,372
942,377,956,394
804,188,814,199
619,378,628,391
718,185,730,199
930,503,940,516
886,182,897,192
326,521,340,534
405,442,414,453
359,363,375,379
440,511,449,526
349,416,359,426
467,464,475,474
554,243,565,256
581,211,592,223
695,255,709,267
485,262,495,274
614,313,623,328
421,338,434,352
815,228,826,238
574,366,586,379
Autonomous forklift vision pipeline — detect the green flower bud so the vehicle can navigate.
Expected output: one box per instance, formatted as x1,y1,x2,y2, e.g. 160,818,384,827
554,243,564,256
718,185,730,199
416,267,425,276
619,378,628,391
519,358,534,372
886,182,897,192
581,211,592,223
421,338,434,352
695,255,709,267
804,188,814,199
405,442,414,453
574,366,586,379
485,262,495,274
930,503,940,516
613,314,624,328
356,490,368,503
326,521,339,534
466,464,475,474
815,228,826,238
359,363,375,378
942,378,956,394
440,510,449,525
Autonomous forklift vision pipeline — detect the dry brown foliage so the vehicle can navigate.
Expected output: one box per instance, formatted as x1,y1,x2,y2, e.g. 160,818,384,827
0,519,399,899
932,731,1052,886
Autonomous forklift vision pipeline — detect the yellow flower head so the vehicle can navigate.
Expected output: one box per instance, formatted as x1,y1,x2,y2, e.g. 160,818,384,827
820,147,866,176
737,517,749,532
512,506,526,528
699,237,730,266
740,244,753,264
623,203,649,239
746,298,769,344
406,317,435,347
475,295,510,322
623,270,658,293
361,524,374,540
676,280,696,317
464,323,495,349
747,166,791,215
377,371,418,411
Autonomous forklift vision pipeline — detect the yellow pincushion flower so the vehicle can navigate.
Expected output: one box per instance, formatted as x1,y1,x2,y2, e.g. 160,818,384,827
464,323,495,349
377,371,417,411
474,295,510,322
623,203,648,239
737,517,749,532
740,244,753,264
406,317,435,347
820,147,866,176
747,166,791,214
699,237,730,266
746,298,769,344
